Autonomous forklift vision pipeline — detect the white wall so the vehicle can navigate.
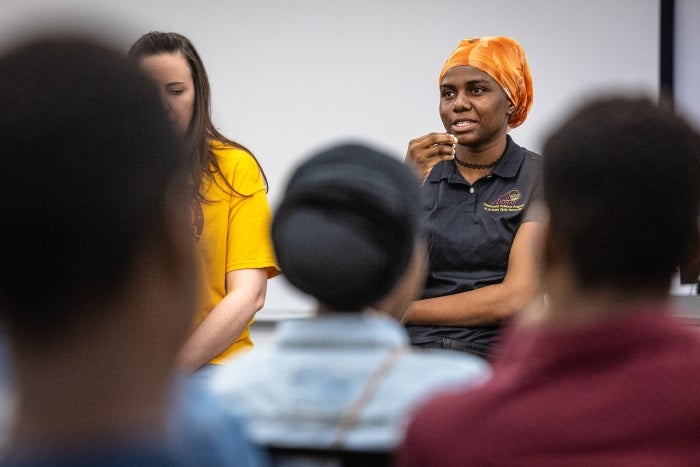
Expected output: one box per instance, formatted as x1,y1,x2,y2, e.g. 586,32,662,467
0,0,660,316
676,0,700,128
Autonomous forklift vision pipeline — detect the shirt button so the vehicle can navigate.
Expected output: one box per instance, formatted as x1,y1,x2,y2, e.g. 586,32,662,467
469,187,475,194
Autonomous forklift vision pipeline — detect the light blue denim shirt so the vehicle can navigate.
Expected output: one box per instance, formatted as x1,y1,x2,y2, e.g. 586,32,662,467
0,354,267,466
167,375,270,466
208,313,490,451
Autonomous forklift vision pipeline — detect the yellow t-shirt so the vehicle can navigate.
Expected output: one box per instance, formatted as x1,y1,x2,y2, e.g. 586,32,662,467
192,142,280,364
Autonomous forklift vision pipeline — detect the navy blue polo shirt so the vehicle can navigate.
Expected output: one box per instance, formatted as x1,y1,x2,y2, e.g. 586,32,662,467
407,135,542,346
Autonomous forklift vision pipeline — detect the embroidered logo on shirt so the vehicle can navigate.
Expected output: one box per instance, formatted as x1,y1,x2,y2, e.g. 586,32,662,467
483,188,525,212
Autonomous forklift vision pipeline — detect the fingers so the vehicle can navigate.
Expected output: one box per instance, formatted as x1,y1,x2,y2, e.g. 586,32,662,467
405,132,458,183
406,132,457,161
423,132,458,148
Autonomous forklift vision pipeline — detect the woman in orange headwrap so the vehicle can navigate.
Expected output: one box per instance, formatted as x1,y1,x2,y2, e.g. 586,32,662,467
403,36,541,359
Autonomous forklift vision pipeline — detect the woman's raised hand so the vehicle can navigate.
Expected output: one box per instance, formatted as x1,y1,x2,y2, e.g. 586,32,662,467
405,132,457,184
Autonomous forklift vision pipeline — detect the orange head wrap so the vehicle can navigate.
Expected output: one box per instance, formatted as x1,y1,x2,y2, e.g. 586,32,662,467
439,36,533,129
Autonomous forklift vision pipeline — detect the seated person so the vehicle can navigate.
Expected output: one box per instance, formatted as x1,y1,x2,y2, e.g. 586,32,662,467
0,34,264,466
209,143,490,459
398,97,700,466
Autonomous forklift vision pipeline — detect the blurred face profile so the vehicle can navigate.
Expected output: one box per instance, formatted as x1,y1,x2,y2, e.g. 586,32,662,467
139,52,195,135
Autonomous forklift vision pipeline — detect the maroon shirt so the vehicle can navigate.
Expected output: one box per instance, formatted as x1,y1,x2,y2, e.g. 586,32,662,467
398,307,700,467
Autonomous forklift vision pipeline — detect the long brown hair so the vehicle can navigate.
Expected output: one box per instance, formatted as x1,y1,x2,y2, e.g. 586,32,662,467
128,31,267,200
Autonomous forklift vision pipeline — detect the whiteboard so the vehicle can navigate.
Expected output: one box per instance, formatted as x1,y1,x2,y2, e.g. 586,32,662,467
0,0,660,317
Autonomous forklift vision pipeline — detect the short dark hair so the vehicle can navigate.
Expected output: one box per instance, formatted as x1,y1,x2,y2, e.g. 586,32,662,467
272,143,423,311
0,36,185,340
543,97,700,291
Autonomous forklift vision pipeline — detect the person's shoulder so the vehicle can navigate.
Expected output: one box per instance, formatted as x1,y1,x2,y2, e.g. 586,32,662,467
210,141,264,186
400,379,496,466
409,352,495,416
206,350,278,398
403,373,486,443
0,450,195,467
402,349,491,386
507,135,541,161
211,140,255,164
513,143,542,184
648,314,700,367
523,148,542,162
517,145,542,164
170,374,267,467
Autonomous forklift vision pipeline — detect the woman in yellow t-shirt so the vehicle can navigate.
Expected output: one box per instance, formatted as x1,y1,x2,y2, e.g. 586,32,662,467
129,32,280,371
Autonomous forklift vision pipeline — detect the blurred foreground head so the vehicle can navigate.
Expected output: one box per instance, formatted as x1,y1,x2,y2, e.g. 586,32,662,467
542,97,700,294
272,143,426,318
0,34,194,354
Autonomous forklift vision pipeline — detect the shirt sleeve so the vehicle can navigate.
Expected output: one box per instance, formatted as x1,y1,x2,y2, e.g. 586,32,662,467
224,149,280,278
